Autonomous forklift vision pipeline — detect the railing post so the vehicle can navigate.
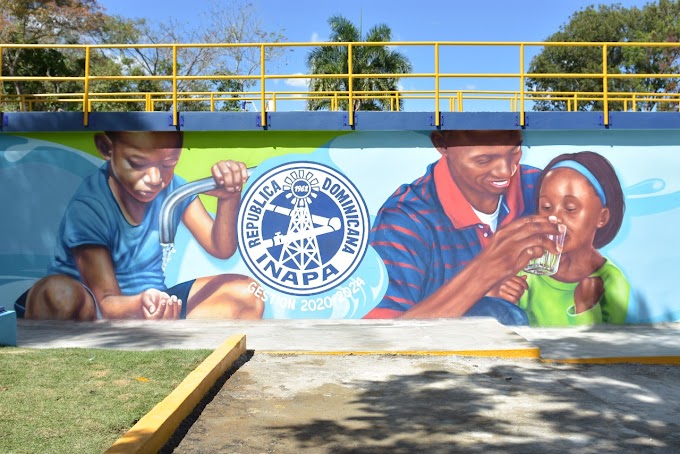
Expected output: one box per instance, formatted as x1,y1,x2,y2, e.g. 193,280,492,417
83,46,91,126
395,91,400,112
172,45,178,126
457,91,463,112
435,43,440,126
348,43,354,126
146,93,152,112
519,43,525,127
0,45,5,111
632,93,637,111
602,44,609,126
210,93,215,112
260,44,266,126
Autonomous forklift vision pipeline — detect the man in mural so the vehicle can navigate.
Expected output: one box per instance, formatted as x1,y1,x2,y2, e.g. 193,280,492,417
366,129,563,321
495,151,631,326
15,131,263,321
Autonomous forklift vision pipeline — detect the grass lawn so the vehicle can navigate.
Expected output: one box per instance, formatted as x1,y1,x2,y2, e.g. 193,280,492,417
0,347,211,454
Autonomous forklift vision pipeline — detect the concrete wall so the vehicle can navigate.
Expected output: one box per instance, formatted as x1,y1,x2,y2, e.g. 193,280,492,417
2,119,679,326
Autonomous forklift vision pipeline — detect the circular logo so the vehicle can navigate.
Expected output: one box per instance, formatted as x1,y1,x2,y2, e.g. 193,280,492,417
238,162,370,295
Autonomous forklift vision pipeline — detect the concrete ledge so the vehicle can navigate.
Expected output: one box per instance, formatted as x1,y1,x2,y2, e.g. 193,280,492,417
18,319,680,363
4,111,680,132
513,322,680,364
105,334,247,454
16,318,538,353
541,356,680,365
260,348,540,358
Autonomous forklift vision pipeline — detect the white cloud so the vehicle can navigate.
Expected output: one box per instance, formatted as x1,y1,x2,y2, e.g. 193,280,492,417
285,74,310,88
465,84,477,91
311,32,320,42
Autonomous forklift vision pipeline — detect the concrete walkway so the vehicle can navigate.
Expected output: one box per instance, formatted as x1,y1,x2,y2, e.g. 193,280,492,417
14,318,680,362
167,353,680,454
11,318,680,453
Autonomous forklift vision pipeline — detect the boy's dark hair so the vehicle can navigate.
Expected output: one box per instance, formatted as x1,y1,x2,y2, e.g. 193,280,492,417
537,151,625,248
104,131,184,148
431,129,523,147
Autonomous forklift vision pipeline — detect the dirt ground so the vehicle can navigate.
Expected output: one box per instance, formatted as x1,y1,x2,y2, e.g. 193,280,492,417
162,353,680,453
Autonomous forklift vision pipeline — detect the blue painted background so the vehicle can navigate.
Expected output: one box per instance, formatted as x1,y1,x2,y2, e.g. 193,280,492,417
1,129,679,323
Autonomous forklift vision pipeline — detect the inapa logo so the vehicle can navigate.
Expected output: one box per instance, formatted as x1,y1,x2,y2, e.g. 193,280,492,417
238,162,370,295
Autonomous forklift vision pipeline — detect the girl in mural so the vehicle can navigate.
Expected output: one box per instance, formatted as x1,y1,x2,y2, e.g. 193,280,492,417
489,151,631,326
14,131,263,321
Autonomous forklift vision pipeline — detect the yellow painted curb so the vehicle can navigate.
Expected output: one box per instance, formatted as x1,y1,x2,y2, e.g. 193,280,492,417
260,347,540,359
541,356,680,365
105,334,247,454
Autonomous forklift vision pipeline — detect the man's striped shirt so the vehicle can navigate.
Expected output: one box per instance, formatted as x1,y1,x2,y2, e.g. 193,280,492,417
366,157,540,318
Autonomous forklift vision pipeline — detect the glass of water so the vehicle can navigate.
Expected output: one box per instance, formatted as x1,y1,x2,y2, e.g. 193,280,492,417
523,223,567,275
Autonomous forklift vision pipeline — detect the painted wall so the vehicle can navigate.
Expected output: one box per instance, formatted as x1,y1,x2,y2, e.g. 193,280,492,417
1,129,678,326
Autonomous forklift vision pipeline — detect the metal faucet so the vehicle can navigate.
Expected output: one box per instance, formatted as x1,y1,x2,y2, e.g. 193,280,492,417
159,168,254,245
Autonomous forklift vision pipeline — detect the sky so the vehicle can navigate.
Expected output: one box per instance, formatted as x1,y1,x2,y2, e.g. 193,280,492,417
99,0,655,111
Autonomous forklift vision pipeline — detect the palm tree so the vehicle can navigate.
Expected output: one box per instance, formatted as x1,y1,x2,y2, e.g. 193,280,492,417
306,15,412,111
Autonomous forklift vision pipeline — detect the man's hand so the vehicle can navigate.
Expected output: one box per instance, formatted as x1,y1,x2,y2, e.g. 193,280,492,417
486,275,528,304
205,160,249,200
141,289,182,320
480,215,564,279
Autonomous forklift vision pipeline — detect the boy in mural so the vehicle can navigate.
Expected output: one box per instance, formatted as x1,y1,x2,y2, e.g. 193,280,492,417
367,129,563,322
488,151,631,326
15,131,263,321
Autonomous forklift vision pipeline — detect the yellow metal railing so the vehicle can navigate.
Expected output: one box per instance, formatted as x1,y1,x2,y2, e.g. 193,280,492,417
8,89,680,115
1,41,679,127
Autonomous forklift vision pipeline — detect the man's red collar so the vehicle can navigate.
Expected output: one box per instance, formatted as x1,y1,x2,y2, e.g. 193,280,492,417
433,156,524,229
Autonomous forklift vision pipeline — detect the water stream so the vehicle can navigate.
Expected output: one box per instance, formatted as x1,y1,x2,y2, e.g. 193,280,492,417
161,243,176,274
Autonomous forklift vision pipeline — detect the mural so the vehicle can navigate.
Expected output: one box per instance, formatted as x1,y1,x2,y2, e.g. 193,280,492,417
1,128,679,326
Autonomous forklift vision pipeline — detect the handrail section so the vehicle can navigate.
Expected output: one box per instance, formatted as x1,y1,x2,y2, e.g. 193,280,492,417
1,41,679,127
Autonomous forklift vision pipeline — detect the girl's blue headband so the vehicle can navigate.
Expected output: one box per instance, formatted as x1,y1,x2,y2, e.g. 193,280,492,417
549,160,607,207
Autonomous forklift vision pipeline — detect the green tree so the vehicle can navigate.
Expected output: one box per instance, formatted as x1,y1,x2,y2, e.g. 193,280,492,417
306,15,412,111
526,1,680,112
0,0,107,111
102,0,286,112
622,0,680,111
1,0,286,112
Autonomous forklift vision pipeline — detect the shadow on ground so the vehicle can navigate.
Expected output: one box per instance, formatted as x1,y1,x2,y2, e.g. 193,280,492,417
166,354,680,453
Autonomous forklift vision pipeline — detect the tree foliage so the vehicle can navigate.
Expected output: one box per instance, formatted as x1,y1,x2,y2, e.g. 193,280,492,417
306,15,412,111
0,0,106,110
527,0,680,112
99,0,286,112
0,0,286,112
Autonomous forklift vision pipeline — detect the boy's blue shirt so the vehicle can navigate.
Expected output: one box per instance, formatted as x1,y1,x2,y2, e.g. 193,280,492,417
49,162,195,295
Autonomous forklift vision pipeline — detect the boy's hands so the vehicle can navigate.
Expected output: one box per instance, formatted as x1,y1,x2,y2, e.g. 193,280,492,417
141,288,182,320
206,160,249,199
486,275,528,304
